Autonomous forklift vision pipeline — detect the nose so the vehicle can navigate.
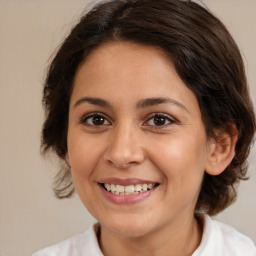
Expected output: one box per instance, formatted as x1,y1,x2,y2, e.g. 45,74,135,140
103,124,146,169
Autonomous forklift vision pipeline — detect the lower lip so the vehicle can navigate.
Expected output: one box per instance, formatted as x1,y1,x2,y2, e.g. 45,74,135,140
98,184,158,204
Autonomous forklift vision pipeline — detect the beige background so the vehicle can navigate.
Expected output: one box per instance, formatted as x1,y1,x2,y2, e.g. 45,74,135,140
0,1,255,256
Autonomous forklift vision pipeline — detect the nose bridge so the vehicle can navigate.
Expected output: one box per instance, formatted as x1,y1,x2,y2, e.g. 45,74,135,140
104,120,145,168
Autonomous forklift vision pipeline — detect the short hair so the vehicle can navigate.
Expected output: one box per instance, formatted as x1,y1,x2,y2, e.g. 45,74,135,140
41,0,256,215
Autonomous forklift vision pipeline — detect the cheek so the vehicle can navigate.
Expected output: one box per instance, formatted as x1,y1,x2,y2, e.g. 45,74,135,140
148,134,208,183
67,133,103,178
67,134,104,208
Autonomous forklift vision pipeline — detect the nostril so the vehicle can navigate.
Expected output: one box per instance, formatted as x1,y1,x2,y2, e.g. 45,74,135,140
105,159,114,166
103,142,145,168
128,161,140,165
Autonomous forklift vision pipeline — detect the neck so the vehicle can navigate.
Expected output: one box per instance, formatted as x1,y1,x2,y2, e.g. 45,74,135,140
99,214,203,256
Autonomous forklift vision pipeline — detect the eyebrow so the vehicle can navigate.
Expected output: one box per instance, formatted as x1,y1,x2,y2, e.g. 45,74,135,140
136,97,189,112
73,97,111,109
73,96,188,112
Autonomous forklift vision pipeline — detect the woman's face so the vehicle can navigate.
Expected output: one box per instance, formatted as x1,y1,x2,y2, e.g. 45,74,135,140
66,41,212,237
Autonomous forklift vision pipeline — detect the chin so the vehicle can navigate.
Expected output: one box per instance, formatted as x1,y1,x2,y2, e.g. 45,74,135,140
107,225,151,238
101,215,155,238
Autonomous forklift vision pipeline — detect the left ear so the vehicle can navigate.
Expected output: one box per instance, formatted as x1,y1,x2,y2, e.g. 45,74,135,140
205,123,238,176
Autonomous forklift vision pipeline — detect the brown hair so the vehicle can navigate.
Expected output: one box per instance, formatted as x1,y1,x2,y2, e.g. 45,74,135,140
42,0,256,215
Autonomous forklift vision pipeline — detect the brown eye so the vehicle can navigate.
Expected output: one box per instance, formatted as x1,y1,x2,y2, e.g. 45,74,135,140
146,113,174,127
92,115,105,125
153,116,167,126
81,113,110,126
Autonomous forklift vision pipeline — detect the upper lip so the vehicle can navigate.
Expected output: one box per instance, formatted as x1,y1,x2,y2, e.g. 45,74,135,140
98,178,160,186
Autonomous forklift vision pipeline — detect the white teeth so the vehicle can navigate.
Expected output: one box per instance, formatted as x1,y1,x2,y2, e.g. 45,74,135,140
103,183,156,195
142,184,148,191
125,185,134,193
105,184,111,191
116,185,125,193
148,184,154,189
110,184,116,192
135,184,142,192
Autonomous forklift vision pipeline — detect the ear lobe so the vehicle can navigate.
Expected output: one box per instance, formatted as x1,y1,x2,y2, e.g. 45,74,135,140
205,123,238,176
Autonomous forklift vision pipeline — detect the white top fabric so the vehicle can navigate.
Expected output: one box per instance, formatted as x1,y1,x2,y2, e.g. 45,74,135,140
33,215,256,256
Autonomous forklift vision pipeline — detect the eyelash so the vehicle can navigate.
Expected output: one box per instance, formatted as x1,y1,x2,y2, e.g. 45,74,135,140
80,112,111,126
144,113,175,128
80,112,175,128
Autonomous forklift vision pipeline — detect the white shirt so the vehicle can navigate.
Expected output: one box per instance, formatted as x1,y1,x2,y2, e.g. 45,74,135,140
33,215,256,256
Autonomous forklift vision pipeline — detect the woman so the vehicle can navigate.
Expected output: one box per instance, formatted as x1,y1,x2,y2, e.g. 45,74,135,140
34,0,256,255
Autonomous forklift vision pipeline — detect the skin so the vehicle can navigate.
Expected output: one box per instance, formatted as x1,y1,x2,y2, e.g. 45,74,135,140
66,41,237,256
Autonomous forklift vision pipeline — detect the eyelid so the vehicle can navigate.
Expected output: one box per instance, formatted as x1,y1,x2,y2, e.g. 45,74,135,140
143,113,176,127
79,112,177,128
80,112,112,125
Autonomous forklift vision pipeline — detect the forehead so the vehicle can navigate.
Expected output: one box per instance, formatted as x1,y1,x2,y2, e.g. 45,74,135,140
71,41,200,114
84,41,170,67
75,41,172,85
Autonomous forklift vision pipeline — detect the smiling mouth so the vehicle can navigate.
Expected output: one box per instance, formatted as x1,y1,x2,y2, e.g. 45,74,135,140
101,183,159,196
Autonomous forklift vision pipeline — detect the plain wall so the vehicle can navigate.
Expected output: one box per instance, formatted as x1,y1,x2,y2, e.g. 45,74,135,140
0,1,255,256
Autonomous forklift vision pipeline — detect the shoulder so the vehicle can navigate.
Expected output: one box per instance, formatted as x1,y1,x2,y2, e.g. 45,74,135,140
194,215,256,256
214,219,256,255
32,223,103,256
